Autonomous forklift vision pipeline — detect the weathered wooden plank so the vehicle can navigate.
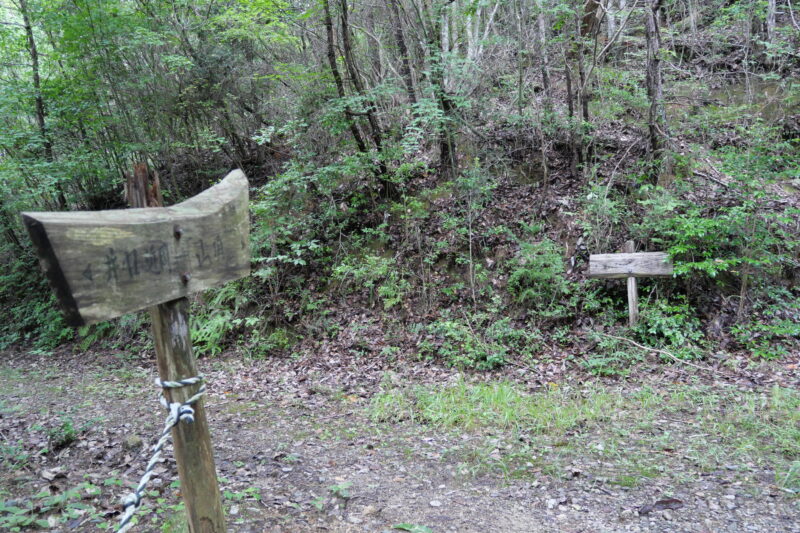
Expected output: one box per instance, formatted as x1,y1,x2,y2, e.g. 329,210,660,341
22,169,250,326
587,252,673,279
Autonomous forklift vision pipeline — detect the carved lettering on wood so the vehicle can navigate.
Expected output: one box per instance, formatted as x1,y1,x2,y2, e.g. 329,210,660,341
22,170,250,326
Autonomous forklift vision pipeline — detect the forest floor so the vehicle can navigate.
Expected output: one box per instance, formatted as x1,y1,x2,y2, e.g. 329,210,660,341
1,347,799,533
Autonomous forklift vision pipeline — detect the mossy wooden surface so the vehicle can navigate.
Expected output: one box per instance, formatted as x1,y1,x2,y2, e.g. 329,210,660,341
22,170,250,326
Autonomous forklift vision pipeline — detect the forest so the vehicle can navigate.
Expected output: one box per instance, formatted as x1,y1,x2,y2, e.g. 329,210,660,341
0,0,799,531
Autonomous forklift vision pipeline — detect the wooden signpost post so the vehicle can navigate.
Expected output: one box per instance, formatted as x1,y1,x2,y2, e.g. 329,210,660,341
587,240,673,326
22,168,250,533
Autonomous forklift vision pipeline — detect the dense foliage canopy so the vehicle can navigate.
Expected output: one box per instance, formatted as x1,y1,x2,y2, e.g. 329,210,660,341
1,0,798,371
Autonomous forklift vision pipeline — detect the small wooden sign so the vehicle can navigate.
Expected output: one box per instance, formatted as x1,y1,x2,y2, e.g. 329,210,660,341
588,252,673,279
588,242,673,326
22,169,250,326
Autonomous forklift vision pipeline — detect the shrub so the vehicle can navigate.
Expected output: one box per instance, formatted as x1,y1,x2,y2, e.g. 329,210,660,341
0,247,72,350
244,326,298,359
580,185,627,253
426,317,504,369
636,123,799,300
424,313,541,369
582,332,646,376
633,297,705,359
507,226,576,322
332,253,410,310
190,283,247,357
731,286,800,359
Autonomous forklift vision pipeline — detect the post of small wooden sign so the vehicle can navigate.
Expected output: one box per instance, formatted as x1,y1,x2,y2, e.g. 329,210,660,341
128,164,226,533
587,240,673,327
22,165,250,533
623,241,639,326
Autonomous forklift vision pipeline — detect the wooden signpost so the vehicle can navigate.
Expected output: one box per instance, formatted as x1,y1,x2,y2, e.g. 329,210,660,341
587,240,673,326
23,169,249,326
22,168,250,532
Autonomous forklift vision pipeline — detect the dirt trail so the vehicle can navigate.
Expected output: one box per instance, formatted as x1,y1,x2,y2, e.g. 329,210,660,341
1,349,798,532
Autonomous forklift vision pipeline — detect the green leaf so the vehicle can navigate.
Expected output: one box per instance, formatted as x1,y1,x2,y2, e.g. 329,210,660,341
393,524,434,533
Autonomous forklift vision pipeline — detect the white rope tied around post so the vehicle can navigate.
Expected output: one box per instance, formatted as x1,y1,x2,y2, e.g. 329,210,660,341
116,375,206,533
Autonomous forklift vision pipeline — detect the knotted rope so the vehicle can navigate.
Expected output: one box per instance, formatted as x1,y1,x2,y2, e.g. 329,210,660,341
116,376,206,533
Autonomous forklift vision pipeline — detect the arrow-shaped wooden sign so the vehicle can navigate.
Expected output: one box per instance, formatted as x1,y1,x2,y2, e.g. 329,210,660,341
22,169,250,326
22,167,249,532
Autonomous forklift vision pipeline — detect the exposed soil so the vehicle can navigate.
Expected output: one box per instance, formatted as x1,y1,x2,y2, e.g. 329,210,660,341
1,347,798,533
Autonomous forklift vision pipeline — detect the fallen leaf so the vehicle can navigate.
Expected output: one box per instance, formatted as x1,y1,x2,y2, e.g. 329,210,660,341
40,467,66,481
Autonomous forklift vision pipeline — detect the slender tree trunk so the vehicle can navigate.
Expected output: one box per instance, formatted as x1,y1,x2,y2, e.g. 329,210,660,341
578,0,601,125
365,8,384,84
687,0,698,41
644,0,668,163
19,0,67,209
536,1,551,106
322,0,368,153
562,0,602,178
606,0,616,40
563,49,580,178
19,0,50,163
388,0,418,106
338,0,394,195
515,0,527,116
339,0,385,160
788,0,800,32
0,198,22,251
766,0,777,44
425,0,457,179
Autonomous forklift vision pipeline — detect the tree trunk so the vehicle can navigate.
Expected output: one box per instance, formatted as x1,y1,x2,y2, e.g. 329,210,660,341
644,0,668,164
388,0,418,106
563,51,580,178
578,0,601,125
322,0,368,153
606,0,617,41
339,0,385,159
514,0,527,116
365,8,384,85
424,0,457,179
767,0,777,44
536,1,551,105
19,0,67,209
687,0,698,42
0,197,23,251
338,0,394,194
19,0,50,163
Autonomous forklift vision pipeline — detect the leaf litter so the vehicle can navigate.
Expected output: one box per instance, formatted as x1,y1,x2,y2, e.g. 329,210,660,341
0,347,798,532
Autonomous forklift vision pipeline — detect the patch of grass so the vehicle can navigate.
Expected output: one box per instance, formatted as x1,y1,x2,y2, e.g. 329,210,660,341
154,502,187,533
777,461,800,493
369,380,800,490
0,399,21,415
223,401,262,417
369,387,416,423
371,379,620,434
160,513,188,533
703,385,800,462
